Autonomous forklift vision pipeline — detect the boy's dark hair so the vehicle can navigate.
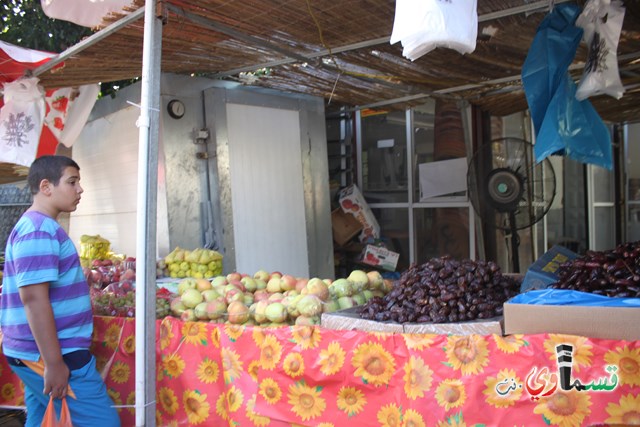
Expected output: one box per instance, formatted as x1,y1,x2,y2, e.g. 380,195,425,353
27,155,80,195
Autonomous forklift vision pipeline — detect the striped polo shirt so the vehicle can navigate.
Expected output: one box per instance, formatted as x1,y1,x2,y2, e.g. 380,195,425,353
0,211,93,361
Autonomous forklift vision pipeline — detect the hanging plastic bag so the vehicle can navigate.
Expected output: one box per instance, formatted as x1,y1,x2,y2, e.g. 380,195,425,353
535,74,612,170
0,77,46,167
521,3,583,135
575,0,626,100
522,3,612,170
390,0,478,60
41,396,72,427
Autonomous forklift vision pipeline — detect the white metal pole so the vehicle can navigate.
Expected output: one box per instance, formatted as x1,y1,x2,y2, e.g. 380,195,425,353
135,0,162,425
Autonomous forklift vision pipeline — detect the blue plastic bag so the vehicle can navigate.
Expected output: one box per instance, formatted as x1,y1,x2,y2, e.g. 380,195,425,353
534,74,613,170
521,3,613,170
510,289,640,307
522,3,583,134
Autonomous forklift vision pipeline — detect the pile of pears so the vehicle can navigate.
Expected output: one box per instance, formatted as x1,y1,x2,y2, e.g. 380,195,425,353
163,247,223,279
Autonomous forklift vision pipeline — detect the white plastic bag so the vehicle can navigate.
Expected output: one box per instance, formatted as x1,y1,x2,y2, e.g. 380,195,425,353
0,77,46,166
575,0,625,100
390,0,478,61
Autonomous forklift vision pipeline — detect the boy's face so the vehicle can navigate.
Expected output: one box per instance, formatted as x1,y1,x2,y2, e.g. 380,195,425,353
49,166,84,212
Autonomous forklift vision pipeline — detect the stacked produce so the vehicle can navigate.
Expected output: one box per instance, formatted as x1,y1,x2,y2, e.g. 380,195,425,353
91,282,172,319
359,256,520,323
551,241,640,297
84,257,136,289
163,247,223,279
168,269,391,326
79,234,111,267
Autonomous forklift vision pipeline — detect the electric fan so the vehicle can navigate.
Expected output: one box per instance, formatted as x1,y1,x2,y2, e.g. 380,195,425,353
467,137,556,272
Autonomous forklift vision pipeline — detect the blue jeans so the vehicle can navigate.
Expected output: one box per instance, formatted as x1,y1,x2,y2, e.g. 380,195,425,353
8,355,120,427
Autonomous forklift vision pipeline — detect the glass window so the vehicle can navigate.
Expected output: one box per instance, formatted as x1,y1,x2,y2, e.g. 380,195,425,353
361,111,408,203
371,207,410,272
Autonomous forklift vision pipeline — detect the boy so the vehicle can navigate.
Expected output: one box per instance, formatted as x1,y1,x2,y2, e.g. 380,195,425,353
0,156,120,427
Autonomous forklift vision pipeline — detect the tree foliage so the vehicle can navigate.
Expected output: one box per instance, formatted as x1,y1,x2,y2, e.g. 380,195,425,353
1,0,91,53
1,0,133,96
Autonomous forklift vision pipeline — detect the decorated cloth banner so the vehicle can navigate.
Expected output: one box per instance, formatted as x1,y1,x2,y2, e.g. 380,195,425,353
0,316,639,426
43,84,100,148
0,77,46,166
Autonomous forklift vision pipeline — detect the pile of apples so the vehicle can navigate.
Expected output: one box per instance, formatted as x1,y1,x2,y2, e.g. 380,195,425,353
162,247,223,279
83,257,137,289
168,269,392,326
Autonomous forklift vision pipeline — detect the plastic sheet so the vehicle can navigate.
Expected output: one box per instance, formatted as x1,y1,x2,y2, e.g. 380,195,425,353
511,289,640,307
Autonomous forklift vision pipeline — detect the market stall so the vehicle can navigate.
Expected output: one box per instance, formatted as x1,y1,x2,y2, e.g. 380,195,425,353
1,317,639,426
2,1,640,426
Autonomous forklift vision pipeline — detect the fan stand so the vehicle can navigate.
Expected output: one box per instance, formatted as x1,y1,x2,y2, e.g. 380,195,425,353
508,211,520,273
486,168,525,273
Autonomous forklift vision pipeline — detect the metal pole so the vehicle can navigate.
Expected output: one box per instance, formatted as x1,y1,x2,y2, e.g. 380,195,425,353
135,0,162,425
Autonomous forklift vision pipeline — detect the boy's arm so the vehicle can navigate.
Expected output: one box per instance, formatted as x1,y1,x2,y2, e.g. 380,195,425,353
19,283,70,399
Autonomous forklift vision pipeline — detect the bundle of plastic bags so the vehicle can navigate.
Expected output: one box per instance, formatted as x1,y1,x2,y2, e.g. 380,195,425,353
575,0,626,100
521,3,613,170
390,0,478,61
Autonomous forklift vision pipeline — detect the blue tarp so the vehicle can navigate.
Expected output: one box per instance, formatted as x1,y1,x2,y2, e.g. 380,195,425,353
510,289,640,307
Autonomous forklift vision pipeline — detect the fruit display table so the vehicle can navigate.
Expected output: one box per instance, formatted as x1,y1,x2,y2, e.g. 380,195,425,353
0,316,639,426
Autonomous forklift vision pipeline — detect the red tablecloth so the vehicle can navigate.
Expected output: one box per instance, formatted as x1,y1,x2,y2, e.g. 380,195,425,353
1,316,639,426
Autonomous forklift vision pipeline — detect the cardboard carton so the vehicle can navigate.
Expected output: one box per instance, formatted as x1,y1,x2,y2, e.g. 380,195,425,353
331,208,363,246
503,302,640,341
521,245,578,292
338,184,380,241
361,245,399,271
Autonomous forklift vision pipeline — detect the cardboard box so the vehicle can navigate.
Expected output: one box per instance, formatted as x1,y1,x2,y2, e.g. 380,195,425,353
521,245,578,292
331,208,363,246
322,306,503,335
503,302,640,341
362,245,399,271
321,306,404,333
338,184,381,241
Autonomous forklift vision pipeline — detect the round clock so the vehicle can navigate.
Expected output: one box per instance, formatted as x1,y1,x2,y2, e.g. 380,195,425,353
167,99,185,119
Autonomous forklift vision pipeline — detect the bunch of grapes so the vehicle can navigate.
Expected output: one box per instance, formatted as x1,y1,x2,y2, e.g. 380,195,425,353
91,285,174,319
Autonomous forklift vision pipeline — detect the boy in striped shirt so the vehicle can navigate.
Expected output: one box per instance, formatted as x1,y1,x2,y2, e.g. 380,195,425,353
1,156,119,426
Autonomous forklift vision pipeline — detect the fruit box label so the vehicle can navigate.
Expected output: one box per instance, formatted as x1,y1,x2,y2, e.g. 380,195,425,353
521,245,578,292
362,245,399,271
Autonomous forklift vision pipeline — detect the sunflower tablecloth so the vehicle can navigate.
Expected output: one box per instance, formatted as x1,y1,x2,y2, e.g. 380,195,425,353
0,316,639,426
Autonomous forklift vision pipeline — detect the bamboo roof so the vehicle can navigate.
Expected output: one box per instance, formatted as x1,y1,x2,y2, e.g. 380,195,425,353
33,0,640,122
2,0,640,184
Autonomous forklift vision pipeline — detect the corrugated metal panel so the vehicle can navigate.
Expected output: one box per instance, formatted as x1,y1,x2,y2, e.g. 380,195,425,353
226,103,309,277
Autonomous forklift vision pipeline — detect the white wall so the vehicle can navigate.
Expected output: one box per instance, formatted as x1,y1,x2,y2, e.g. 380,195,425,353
69,105,170,257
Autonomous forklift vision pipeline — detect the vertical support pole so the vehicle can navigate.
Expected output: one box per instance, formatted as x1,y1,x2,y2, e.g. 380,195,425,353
135,0,162,425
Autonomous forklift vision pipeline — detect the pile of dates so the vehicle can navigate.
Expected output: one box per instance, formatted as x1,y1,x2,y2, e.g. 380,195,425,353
551,241,640,297
359,256,520,324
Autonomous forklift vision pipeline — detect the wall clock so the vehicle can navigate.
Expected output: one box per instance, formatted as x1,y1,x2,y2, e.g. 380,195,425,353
167,99,185,119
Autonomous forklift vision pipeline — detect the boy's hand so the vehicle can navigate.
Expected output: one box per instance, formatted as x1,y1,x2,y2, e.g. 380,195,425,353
43,360,70,399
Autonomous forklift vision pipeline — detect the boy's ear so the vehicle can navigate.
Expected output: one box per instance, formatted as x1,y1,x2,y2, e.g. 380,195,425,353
39,179,52,196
